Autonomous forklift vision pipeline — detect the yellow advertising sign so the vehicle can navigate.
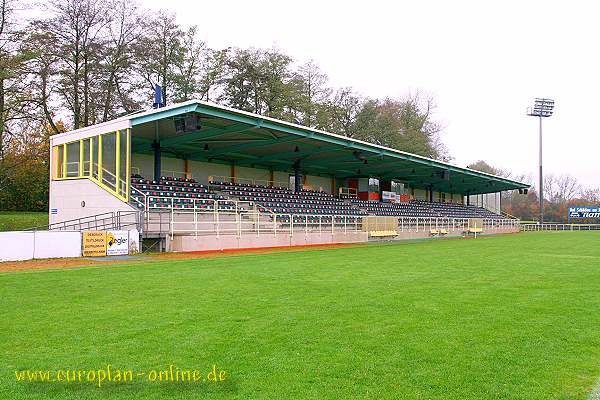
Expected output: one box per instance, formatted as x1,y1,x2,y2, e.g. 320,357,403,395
83,231,107,257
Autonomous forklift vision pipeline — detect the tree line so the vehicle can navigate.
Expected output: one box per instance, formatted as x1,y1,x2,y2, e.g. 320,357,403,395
468,161,600,223
2,0,597,221
0,0,449,211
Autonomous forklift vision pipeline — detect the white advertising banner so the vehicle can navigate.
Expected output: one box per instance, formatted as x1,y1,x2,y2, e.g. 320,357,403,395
0,232,35,261
128,229,140,254
34,231,81,259
382,191,397,203
106,230,129,256
0,231,81,261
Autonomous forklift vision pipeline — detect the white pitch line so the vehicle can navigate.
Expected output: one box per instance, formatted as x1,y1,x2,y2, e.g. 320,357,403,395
589,377,600,400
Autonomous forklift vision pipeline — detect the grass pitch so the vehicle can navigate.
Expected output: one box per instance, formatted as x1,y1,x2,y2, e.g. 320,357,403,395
2,232,600,399
0,211,48,231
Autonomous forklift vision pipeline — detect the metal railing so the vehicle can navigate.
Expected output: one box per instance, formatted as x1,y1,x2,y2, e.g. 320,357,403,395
141,196,247,214
338,187,358,199
144,209,365,239
27,211,142,232
130,185,147,210
131,167,187,180
209,175,291,189
521,223,600,231
141,202,520,239
395,217,520,232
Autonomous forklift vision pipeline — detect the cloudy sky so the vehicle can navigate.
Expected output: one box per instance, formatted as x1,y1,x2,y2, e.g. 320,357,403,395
143,0,599,188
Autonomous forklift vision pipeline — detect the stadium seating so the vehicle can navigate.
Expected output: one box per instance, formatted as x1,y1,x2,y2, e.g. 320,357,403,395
349,199,503,219
209,180,368,216
131,175,504,220
130,175,236,211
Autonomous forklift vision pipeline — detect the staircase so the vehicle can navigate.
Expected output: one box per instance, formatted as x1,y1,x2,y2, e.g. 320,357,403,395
27,211,142,232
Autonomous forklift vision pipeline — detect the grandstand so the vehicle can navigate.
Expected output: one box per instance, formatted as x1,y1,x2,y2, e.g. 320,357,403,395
47,100,528,251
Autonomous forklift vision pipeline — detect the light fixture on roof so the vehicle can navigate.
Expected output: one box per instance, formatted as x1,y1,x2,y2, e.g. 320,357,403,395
527,97,555,223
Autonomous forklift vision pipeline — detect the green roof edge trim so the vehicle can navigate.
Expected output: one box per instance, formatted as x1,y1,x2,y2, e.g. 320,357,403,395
129,100,529,192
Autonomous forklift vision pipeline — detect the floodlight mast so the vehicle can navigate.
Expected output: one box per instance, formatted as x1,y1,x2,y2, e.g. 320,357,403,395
527,98,554,224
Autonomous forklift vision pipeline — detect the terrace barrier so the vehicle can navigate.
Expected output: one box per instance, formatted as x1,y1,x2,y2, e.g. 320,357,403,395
142,204,519,239
521,223,600,231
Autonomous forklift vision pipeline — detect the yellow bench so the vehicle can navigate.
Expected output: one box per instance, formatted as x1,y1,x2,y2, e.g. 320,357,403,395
369,230,398,237
465,227,483,237
430,229,448,236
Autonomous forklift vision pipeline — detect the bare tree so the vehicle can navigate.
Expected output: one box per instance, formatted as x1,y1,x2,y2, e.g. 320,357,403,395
580,187,600,203
544,174,580,204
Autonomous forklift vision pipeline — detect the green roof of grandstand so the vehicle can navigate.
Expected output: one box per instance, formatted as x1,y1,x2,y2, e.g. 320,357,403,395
123,100,528,195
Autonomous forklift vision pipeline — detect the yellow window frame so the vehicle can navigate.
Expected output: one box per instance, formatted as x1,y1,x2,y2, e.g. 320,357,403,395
52,129,130,202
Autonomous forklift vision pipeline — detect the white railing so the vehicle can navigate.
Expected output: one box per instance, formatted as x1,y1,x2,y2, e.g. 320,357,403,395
209,175,291,189
521,223,600,231
395,217,520,232
130,185,147,210
145,211,365,239
142,196,245,213
27,211,141,232
338,187,358,199
141,203,520,239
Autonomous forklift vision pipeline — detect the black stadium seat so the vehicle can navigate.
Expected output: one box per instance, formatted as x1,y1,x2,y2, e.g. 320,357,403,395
131,175,504,219
130,175,235,210
209,180,367,216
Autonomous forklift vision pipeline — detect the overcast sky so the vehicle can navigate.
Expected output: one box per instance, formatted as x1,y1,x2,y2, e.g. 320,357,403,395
142,0,599,188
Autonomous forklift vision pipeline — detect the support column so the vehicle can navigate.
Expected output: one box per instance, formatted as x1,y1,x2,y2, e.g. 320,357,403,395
269,167,274,187
466,192,470,206
293,161,301,193
184,159,191,179
152,140,161,181
539,116,544,223
428,186,433,202
230,162,236,183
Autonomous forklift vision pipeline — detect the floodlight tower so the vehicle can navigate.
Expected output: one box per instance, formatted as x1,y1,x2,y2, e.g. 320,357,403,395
527,98,554,223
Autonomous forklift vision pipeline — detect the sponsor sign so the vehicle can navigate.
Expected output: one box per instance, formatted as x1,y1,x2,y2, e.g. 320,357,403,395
382,191,397,203
568,206,600,219
82,231,107,257
106,231,129,256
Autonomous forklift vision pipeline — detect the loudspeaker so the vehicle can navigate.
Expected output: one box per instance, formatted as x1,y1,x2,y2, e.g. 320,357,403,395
174,118,185,134
174,114,201,134
184,114,201,132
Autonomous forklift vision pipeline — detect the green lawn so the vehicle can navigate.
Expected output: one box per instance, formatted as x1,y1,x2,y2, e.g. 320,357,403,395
0,211,48,231
2,232,600,399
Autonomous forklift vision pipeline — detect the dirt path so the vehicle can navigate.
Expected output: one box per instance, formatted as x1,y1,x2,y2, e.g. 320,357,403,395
0,243,364,273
